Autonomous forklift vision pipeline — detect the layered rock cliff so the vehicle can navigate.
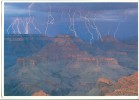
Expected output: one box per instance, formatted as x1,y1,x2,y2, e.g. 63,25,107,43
97,71,138,96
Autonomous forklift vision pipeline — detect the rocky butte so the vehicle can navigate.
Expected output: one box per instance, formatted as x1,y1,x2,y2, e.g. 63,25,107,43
97,71,138,96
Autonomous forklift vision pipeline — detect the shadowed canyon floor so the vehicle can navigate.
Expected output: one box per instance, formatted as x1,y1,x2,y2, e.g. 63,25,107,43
31,71,138,96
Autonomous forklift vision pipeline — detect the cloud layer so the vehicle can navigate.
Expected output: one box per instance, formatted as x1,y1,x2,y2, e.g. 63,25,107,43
4,3,138,40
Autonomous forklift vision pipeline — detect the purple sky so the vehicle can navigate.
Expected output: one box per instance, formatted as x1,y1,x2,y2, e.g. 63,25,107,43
4,3,138,41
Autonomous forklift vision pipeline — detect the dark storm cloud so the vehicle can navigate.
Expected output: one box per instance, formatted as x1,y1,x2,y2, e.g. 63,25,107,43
4,3,137,23
4,2,138,39
5,3,138,16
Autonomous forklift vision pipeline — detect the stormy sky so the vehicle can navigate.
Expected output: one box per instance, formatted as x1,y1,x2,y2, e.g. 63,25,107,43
4,3,138,40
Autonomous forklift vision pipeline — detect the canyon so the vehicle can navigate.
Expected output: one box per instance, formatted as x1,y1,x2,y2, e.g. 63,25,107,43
4,34,138,96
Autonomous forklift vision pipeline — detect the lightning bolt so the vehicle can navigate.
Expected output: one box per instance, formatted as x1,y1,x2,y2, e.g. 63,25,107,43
7,17,23,34
7,19,16,34
68,8,78,37
113,15,127,39
7,23,12,34
16,18,22,34
91,15,103,41
72,12,78,37
21,18,25,30
80,11,95,44
25,18,30,34
31,17,41,34
80,12,103,43
45,6,55,35
12,19,16,34
60,11,65,20
24,3,33,34
28,3,34,18
83,16,94,44
25,3,42,34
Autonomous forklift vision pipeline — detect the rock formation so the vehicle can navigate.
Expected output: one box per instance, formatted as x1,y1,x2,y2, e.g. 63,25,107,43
32,90,49,96
97,71,138,96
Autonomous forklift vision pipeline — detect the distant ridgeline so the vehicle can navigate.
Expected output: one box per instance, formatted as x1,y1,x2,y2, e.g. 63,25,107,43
4,34,76,41
4,34,49,41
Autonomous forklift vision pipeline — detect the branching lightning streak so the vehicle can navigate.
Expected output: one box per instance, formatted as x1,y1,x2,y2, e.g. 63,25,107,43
68,9,78,37
16,18,22,34
25,3,42,34
80,12,102,42
25,18,30,34
72,12,78,37
27,3,42,34
11,20,16,34
25,3,33,34
80,11,95,44
91,16,103,41
113,16,127,39
44,22,49,35
7,19,16,34
21,19,25,29
7,18,23,34
28,3,34,17
31,17,41,34
84,16,94,44
45,6,55,35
